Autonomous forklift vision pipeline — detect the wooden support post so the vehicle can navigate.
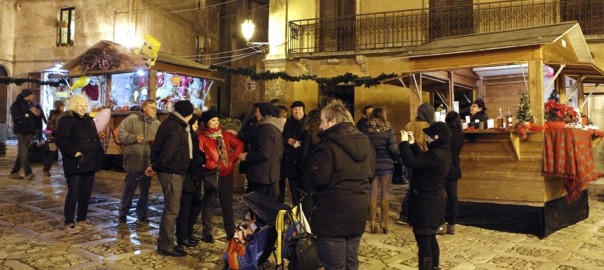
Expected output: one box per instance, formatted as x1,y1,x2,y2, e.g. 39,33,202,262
528,59,544,124
409,73,422,120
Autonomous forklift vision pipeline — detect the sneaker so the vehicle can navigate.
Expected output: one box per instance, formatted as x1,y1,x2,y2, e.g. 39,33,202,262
77,220,95,229
43,170,51,177
9,173,23,179
24,173,35,181
64,223,80,234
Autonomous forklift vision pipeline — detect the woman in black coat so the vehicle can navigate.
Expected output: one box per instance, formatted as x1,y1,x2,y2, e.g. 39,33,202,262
399,122,451,270
444,111,465,235
56,95,104,233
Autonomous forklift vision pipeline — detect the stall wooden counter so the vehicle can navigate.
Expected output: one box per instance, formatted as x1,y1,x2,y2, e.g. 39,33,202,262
457,128,597,238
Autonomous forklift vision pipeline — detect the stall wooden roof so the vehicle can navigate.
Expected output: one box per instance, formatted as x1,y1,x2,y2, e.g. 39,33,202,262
63,40,222,81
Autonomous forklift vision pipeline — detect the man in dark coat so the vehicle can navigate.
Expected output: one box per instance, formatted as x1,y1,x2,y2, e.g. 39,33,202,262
239,102,284,200
399,122,452,270
147,100,194,257
278,100,306,204
10,89,40,180
469,98,489,127
309,99,375,270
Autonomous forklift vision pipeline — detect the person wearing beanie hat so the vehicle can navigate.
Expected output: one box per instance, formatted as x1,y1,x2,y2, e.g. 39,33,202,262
399,121,452,270
174,100,194,118
239,101,285,200
200,110,220,125
256,102,280,118
197,109,243,242
470,98,489,125
278,100,306,204
148,99,195,257
9,88,40,180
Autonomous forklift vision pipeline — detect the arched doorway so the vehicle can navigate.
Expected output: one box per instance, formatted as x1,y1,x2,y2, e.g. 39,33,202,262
0,65,8,123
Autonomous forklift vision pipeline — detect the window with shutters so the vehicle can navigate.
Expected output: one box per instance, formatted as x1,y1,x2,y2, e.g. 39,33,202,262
560,0,604,35
429,0,473,40
56,7,75,47
320,0,356,52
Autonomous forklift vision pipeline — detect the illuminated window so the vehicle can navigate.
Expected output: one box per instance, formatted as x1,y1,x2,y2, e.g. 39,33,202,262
56,7,75,47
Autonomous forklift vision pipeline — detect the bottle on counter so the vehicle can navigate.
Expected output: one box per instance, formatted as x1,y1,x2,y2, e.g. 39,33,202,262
497,106,504,129
506,106,514,128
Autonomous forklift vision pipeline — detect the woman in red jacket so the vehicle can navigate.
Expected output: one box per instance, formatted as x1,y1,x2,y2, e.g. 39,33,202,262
197,110,244,242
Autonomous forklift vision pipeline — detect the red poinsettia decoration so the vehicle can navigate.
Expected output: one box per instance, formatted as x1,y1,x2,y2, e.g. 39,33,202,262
544,100,579,123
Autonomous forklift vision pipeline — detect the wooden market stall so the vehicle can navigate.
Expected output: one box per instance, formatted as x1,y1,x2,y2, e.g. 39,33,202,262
61,40,223,164
386,22,603,238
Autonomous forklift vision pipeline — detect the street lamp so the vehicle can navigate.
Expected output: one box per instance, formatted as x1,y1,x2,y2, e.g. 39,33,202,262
241,19,269,52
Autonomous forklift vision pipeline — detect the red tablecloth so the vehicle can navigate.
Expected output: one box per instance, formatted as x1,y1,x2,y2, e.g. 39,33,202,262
543,128,601,202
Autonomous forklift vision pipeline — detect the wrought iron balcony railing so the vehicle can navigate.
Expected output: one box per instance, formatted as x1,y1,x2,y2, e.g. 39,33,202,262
287,0,604,57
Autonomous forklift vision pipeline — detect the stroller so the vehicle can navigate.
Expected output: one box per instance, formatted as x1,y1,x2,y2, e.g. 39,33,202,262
224,192,321,270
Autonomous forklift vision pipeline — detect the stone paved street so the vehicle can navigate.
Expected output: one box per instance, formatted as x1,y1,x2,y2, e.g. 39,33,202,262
1,141,604,270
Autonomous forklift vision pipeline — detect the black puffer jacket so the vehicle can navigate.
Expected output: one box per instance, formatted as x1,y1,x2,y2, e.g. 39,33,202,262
399,129,451,233
151,113,191,176
56,112,104,177
367,127,399,172
310,123,375,238
246,117,284,184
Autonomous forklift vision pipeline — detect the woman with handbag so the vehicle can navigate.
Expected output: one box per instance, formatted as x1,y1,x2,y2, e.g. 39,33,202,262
197,110,244,242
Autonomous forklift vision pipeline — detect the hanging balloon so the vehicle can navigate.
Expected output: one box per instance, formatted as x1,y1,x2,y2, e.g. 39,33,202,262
171,75,181,87
70,76,90,90
93,109,111,133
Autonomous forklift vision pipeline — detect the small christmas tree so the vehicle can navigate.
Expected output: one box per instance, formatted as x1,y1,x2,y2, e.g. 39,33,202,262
516,91,535,124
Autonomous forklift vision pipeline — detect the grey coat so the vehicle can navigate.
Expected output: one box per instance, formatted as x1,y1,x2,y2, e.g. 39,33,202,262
118,112,161,172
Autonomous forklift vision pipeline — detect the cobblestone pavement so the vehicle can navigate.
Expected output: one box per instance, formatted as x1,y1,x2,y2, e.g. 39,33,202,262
1,141,604,270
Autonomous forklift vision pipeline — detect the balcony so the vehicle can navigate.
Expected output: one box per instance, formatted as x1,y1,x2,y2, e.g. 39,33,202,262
287,0,604,58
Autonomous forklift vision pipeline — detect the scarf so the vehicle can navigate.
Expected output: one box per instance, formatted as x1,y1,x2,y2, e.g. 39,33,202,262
173,112,193,159
207,127,229,167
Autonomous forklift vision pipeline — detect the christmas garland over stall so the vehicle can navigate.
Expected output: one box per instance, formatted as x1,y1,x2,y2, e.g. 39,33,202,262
209,65,399,88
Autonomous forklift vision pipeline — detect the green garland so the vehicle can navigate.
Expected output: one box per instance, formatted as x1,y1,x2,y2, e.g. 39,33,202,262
210,65,398,88
0,76,64,87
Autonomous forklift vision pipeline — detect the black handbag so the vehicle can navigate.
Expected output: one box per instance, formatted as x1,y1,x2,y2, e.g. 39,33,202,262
287,232,321,270
203,169,220,191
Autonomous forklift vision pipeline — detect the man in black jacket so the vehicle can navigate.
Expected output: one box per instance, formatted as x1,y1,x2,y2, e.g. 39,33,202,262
10,89,40,180
278,101,306,204
146,100,194,257
239,102,284,200
309,99,375,270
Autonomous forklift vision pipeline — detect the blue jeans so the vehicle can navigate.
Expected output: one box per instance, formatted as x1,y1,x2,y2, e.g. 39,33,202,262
119,172,151,218
157,172,184,250
317,234,362,270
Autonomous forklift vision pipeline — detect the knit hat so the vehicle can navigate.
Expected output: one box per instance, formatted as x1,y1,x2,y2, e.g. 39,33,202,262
422,122,452,142
21,89,34,98
290,101,305,109
174,100,194,117
188,113,200,126
257,102,280,118
472,98,487,110
200,109,219,124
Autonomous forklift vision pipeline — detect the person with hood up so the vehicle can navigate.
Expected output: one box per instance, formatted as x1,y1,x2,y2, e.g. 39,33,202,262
117,99,161,224
309,99,375,270
197,110,243,243
147,100,194,257
10,88,41,180
399,122,452,270
239,102,284,200
398,103,435,224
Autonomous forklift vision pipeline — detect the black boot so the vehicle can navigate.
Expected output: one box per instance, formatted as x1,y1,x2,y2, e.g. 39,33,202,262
418,257,432,270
